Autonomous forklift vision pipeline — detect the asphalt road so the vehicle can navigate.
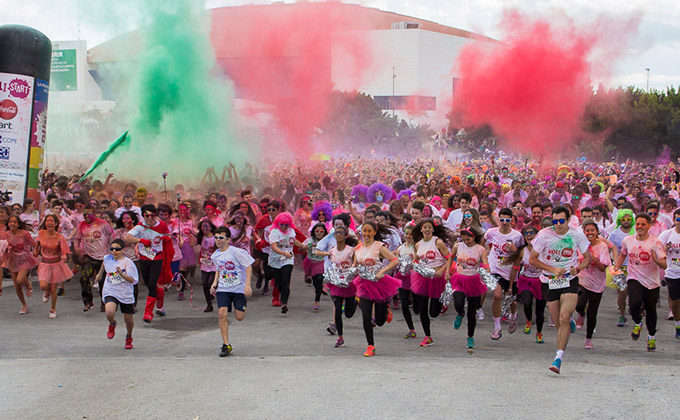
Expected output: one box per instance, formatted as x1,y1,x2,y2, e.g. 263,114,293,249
1,268,678,420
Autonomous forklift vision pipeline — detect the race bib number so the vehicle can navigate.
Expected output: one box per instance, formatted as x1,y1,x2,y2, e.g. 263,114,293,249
139,246,157,259
548,275,570,290
108,271,125,285
219,270,239,288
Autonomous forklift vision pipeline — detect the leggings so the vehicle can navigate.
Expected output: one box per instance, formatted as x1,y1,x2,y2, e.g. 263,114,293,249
453,292,481,337
360,298,389,346
273,265,294,305
312,274,324,302
79,255,102,306
520,290,546,334
628,279,660,336
139,259,163,298
398,288,415,331
179,266,195,292
414,293,443,337
332,295,358,336
575,286,603,339
201,270,216,305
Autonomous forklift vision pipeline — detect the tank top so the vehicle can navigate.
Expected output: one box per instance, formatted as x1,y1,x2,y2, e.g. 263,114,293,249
416,237,446,269
456,242,484,276
330,245,354,278
398,243,415,258
521,247,542,278
355,241,384,268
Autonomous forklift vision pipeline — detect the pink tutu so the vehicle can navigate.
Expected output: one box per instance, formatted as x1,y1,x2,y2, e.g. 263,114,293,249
37,260,74,284
2,251,39,273
329,282,357,298
517,275,543,300
393,271,411,290
450,273,487,297
302,257,325,278
353,274,400,302
410,272,446,299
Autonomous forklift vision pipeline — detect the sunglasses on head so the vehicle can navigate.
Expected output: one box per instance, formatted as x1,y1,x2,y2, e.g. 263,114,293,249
214,235,226,240
552,219,567,225
110,247,122,251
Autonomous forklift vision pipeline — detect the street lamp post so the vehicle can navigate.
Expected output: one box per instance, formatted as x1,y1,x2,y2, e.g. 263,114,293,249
645,68,650,92
392,66,396,118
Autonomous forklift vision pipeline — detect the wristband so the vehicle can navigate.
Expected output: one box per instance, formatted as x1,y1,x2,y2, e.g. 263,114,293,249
391,258,398,262
483,264,489,269
512,265,520,270
139,238,152,247
443,254,451,259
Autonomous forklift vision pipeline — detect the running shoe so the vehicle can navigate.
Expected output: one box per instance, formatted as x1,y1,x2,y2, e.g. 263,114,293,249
508,317,518,334
262,285,270,296
125,335,133,349
419,336,433,347
476,308,485,321
467,337,476,349
107,321,117,339
312,304,319,312
281,305,288,314
523,321,532,334
57,288,65,296
25,282,33,297
676,326,680,339
631,323,642,341
155,308,166,316
327,323,337,335
334,338,344,348
219,343,233,357
576,315,584,330
668,310,674,321
386,308,393,323
491,328,502,340
42,291,49,303
536,333,544,344
501,315,508,323
440,305,449,315
19,305,29,315
549,358,562,374
255,275,263,289
453,315,463,330
570,318,576,333
647,337,656,352
305,277,312,284
272,299,282,307
363,345,375,357
177,292,184,301
49,309,56,319
393,299,399,310
549,317,555,327
584,338,594,349
617,316,628,327
404,330,417,339
204,305,213,313
371,318,377,328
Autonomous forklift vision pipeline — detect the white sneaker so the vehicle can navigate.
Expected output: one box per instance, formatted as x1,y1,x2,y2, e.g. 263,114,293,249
42,292,49,303
476,308,485,320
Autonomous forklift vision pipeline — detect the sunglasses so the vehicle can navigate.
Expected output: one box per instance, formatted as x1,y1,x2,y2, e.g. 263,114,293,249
268,208,277,212
214,235,227,240
463,214,472,219
302,200,310,204
144,213,156,218
525,231,538,236
620,217,632,222
675,217,680,222
571,196,580,200
647,212,658,216
110,247,123,251
499,218,512,223
552,219,567,225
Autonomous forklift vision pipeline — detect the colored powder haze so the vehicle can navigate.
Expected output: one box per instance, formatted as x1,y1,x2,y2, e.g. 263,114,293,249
451,10,640,156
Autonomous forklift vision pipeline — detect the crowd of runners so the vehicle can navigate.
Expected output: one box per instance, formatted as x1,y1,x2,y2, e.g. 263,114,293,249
1,155,679,373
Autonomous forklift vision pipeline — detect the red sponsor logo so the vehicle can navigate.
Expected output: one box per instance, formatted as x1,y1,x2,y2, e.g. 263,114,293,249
425,250,436,260
8,78,30,99
561,248,574,258
639,251,651,262
340,261,351,269
466,257,477,266
364,258,376,267
0,99,17,120
224,261,235,271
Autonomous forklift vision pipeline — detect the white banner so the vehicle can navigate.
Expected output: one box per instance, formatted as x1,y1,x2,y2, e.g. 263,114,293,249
0,72,34,204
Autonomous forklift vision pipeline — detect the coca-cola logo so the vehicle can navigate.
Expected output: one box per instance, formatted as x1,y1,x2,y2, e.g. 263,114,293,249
8,78,30,99
561,248,574,258
0,99,17,120
639,251,651,262
224,261,235,271
364,258,376,267
426,250,436,260
466,257,477,266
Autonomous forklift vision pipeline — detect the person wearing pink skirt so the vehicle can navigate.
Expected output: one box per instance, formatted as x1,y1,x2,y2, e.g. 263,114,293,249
35,215,72,318
394,225,417,339
447,227,488,351
352,222,400,357
2,216,39,314
516,226,546,344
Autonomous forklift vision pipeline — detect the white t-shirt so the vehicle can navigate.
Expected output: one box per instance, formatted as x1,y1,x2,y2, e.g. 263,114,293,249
211,246,255,294
268,228,296,268
484,227,524,279
657,228,680,278
101,255,139,304
531,226,590,283
444,209,463,231
127,221,167,260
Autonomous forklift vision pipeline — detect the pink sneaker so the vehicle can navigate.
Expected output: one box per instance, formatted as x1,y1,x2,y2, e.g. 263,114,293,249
576,315,584,330
491,328,502,340
419,336,433,347
584,338,594,349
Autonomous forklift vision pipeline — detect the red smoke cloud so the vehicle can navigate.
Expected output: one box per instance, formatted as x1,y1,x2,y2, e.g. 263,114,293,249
211,2,372,155
451,10,639,155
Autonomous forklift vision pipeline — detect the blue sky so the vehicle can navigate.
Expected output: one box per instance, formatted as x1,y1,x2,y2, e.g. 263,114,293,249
1,0,677,91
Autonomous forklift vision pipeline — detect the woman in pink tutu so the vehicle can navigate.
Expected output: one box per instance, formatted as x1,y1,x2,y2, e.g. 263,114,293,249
447,227,489,351
516,226,546,344
34,214,72,318
411,218,455,347
2,215,39,314
303,222,328,311
394,224,417,339
352,221,400,357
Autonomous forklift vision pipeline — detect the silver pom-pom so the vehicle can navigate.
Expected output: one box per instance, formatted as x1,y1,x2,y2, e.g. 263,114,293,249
439,282,454,306
355,264,380,282
398,255,413,275
323,265,351,288
501,295,515,318
413,261,436,278
611,272,627,291
477,268,498,290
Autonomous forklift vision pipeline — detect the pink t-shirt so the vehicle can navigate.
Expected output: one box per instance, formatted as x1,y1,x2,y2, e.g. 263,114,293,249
416,237,447,269
578,241,611,293
330,245,355,278
75,219,114,260
484,227,524,279
456,242,484,276
621,235,666,289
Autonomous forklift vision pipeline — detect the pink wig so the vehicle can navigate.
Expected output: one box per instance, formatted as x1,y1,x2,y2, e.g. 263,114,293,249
272,212,295,233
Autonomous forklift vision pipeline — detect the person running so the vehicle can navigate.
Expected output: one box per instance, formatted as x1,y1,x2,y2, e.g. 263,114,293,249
303,222,327,312
268,212,306,314
158,204,183,310
1,216,39,314
530,205,592,374
613,213,667,352
516,225,546,343
115,211,140,310
34,215,72,318
658,208,680,339
447,227,488,351
410,218,453,347
97,239,138,350
74,204,115,312
197,219,217,312
353,221,400,357
574,220,612,349
209,227,254,357
607,208,635,327
485,207,525,339
176,203,196,301
315,226,358,348
394,224,418,339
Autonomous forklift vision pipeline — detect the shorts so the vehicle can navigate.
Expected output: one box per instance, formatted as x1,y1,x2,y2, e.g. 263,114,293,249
252,248,264,259
104,296,135,314
216,292,247,312
541,277,580,303
495,274,518,296
666,277,680,301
